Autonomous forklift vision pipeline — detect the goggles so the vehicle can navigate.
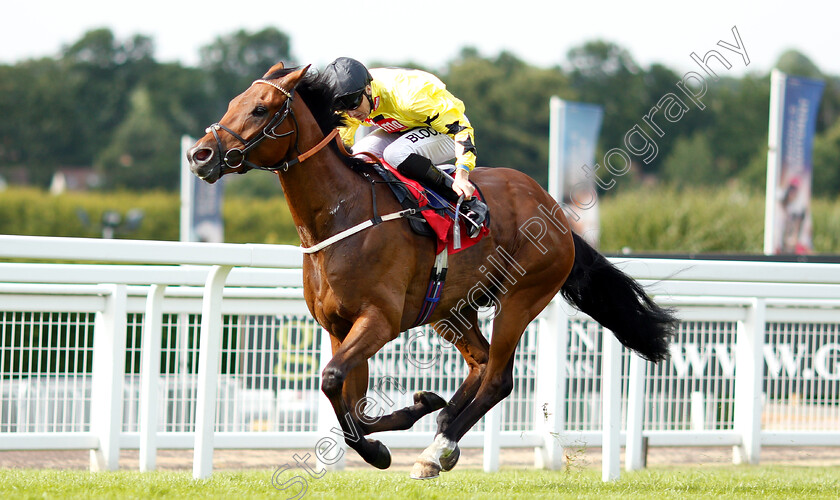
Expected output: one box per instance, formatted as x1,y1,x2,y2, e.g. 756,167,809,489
336,90,366,111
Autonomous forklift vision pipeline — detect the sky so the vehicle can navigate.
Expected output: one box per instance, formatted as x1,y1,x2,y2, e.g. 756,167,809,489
2,0,838,78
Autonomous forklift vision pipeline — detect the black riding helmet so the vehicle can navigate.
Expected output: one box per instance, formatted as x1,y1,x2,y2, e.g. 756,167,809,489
323,57,373,111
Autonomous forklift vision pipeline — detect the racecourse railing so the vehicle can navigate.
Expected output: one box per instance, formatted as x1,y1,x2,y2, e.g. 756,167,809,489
0,235,839,482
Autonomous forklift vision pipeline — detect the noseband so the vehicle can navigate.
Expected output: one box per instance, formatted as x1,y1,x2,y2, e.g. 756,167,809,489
206,79,303,175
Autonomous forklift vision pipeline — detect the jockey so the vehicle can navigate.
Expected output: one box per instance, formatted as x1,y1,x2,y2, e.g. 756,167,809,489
323,57,488,237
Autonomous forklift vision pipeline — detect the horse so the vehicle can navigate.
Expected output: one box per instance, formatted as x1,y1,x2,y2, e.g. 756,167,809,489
186,62,677,479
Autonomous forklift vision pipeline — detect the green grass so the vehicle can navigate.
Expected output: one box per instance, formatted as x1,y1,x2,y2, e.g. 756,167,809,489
0,466,837,499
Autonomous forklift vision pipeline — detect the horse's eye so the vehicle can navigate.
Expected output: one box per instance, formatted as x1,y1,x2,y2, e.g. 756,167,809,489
253,105,268,117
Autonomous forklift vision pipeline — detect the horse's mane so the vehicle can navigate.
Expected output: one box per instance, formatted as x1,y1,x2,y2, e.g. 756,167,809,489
265,66,368,171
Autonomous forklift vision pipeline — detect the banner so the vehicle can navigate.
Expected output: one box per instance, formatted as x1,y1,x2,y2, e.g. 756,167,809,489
180,135,225,243
764,71,824,255
548,98,604,247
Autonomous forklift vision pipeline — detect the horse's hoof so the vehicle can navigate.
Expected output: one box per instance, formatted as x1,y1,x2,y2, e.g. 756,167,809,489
439,444,460,472
369,439,392,470
410,460,441,480
415,391,447,411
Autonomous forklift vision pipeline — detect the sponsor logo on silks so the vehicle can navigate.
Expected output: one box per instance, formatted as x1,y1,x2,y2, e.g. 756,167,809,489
369,117,409,133
404,128,441,143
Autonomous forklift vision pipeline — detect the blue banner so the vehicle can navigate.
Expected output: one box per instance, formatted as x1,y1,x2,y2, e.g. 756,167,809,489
193,176,225,243
550,99,603,246
773,75,824,254
561,102,604,187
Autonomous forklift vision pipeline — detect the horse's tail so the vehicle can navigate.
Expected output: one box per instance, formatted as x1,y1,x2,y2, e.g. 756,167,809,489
560,232,677,362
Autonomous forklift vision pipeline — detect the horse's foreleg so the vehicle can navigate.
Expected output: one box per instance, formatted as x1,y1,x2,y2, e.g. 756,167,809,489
406,314,490,478
411,348,516,480
320,309,397,470
411,303,535,479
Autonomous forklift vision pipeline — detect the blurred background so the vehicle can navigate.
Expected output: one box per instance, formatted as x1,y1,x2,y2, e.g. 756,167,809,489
2,0,839,253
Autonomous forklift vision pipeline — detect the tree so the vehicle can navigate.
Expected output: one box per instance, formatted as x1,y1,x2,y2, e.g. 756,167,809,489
566,41,697,181
443,49,570,185
566,41,652,174
95,86,179,190
142,62,219,139
62,28,121,68
812,119,840,197
775,49,822,80
0,58,84,185
60,29,157,163
639,63,711,175
199,27,295,109
566,40,640,78
661,132,717,187
704,74,770,181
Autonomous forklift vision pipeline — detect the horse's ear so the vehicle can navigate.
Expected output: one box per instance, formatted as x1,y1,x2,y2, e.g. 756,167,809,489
284,64,311,86
263,61,285,78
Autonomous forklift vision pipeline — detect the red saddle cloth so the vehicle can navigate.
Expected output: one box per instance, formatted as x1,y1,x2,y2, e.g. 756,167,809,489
380,160,489,254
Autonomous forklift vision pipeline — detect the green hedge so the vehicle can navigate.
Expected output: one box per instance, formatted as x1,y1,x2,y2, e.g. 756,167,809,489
2,185,840,254
0,188,180,240
599,183,840,254
600,184,765,253
0,187,298,245
222,195,299,244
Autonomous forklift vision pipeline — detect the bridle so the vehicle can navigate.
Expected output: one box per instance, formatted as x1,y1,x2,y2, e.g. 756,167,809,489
205,79,339,175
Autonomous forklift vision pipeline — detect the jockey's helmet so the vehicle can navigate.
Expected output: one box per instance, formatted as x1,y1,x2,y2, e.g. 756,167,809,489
324,57,373,111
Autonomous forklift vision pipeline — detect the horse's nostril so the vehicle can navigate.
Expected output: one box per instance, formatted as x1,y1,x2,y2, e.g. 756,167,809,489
192,148,212,163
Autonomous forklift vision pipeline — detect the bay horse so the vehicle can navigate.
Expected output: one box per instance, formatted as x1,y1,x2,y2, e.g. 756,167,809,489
187,62,677,479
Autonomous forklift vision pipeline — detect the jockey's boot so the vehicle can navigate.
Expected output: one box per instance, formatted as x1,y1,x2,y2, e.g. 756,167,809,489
397,154,488,237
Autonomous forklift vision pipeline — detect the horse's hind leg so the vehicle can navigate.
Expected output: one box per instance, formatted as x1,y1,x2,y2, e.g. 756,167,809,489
347,362,447,435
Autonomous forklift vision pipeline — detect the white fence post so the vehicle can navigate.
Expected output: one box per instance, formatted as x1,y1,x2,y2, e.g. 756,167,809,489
483,405,501,472
181,135,195,243
601,331,622,482
139,284,166,472
534,299,567,469
90,284,127,471
193,265,232,480
733,298,766,464
625,353,647,470
691,391,706,431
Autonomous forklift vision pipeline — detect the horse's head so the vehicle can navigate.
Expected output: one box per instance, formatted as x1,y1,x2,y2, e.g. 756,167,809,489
187,62,310,183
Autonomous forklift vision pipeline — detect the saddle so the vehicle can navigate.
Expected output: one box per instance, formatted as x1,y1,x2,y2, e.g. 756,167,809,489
363,159,490,254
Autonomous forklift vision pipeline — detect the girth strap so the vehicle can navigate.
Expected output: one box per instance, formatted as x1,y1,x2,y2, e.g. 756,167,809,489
410,248,449,328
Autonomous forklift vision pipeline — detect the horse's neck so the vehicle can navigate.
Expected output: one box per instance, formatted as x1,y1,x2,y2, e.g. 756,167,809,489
276,108,367,247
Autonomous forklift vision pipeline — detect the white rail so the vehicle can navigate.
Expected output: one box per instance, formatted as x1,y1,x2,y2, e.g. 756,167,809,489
1,235,302,479
1,235,839,482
